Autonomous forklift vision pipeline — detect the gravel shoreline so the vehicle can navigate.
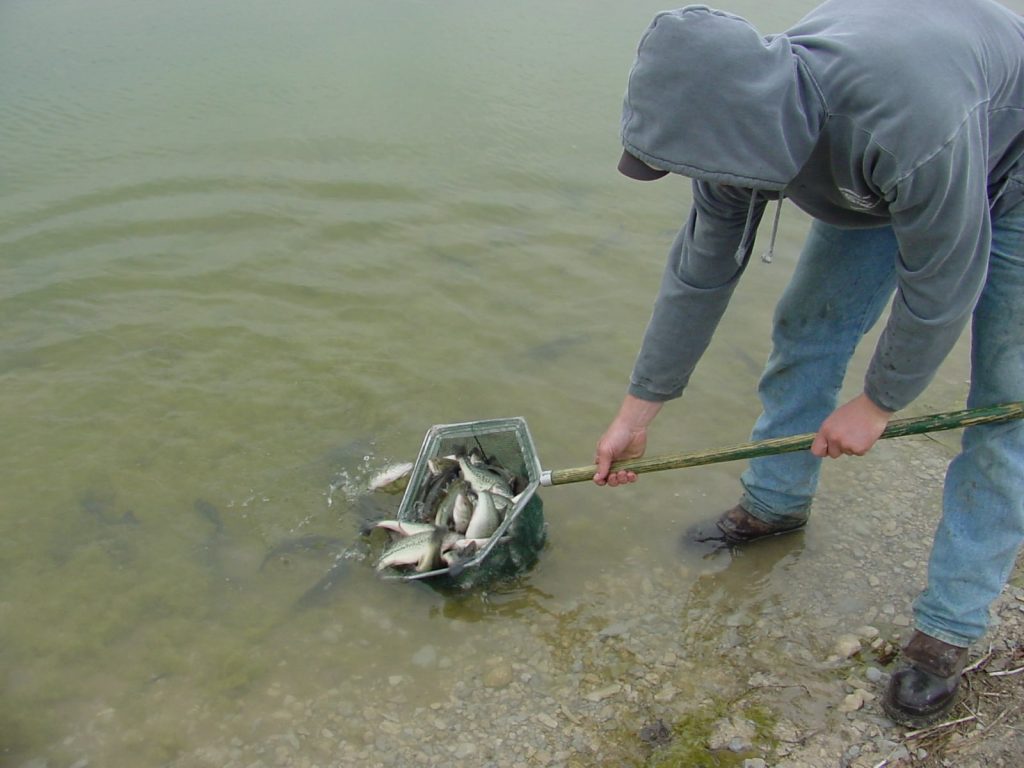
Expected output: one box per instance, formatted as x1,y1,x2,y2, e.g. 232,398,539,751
174,563,1022,768
29,437,1021,768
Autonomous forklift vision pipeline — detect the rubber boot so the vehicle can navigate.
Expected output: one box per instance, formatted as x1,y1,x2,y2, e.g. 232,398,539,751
882,630,969,728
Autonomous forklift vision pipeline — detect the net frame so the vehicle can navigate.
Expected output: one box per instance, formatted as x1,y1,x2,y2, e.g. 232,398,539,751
389,417,546,586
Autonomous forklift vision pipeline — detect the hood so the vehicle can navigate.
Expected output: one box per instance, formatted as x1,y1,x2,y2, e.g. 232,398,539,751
621,6,826,191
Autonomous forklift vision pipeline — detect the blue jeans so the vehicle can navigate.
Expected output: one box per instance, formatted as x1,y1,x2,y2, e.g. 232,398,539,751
740,207,1024,647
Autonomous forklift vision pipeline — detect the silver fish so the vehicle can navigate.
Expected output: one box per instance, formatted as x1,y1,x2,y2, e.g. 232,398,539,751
457,455,511,498
452,490,474,534
442,547,474,567
469,453,519,490
441,535,511,577
427,455,459,476
465,490,501,539
417,462,462,523
367,462,414,494
441,538,480,566
364,520,437,538
434,479,469,530
376,527,458,573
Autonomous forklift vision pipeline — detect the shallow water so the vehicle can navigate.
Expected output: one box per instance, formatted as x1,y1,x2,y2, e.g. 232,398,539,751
2,0,1020,765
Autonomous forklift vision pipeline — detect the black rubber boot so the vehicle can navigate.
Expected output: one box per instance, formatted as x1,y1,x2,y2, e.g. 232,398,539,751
882,630,969,728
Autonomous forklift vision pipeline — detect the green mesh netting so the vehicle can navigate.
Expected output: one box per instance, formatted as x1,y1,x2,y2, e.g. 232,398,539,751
392,417,547,589
422,495,546,591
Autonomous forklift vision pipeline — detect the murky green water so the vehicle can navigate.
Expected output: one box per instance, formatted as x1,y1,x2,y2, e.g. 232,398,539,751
3,1,1020,765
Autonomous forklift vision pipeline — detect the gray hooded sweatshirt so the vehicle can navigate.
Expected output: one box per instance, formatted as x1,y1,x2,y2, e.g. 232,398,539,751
622,0,1024,411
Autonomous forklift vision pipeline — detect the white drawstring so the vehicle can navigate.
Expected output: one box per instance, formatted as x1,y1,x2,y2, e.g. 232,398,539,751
734,190,760,265
761,198,783,264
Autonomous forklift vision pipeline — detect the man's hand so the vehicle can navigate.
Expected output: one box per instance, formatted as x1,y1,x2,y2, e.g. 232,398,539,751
811,393,893,458
594,395,663,486
594,422,646,486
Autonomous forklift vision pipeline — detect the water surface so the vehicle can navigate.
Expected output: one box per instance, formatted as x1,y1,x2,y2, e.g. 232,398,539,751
3,1,1019,764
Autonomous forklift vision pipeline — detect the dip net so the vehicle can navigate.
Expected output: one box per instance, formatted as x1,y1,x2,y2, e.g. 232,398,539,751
392,417,547,590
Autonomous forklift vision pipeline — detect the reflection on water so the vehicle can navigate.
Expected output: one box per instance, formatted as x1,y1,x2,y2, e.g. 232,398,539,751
1,0,1011,764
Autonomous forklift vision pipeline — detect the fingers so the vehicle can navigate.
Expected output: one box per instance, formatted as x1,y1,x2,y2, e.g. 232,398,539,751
812,436,846,458
592,420,646,487
593,446,639,487
596,469,638,487
812,432,865,458
813,395,891,459
593,447,612,485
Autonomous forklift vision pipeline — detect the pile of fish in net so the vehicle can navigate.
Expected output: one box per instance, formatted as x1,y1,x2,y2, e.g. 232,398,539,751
366,449,525,576
363,418,548,589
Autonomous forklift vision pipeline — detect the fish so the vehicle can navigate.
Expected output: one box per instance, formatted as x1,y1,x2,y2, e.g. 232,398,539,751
457,455,512,498
376,527,457,573
292,556,350,610
465,490,501,539
416,461,462,522
361,519,438,538
524,332,591,362
367,462,415,494
79,490,139,526
442,536,512,576
427,456,459,476
433,479,469,530
441,540,479,571
471,453,520,492
370,448,529,577
194,498,224,534
70,490,140,566
194,498,228,578
452,490,474,534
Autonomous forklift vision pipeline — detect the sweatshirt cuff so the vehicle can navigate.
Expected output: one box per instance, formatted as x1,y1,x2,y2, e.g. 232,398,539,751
627,381,681,402
863,382,901,414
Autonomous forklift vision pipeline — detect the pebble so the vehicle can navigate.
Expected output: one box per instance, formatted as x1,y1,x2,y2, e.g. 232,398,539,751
834,634,863,658
654,684,676,702
598,621,634,638
888,745,910,762
483,663,514,689
411,645,437,668
584,683,621,702
708,716,756,752
452,742,476,758
536,713,558,729
838,689,867,713
856,625,880,639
